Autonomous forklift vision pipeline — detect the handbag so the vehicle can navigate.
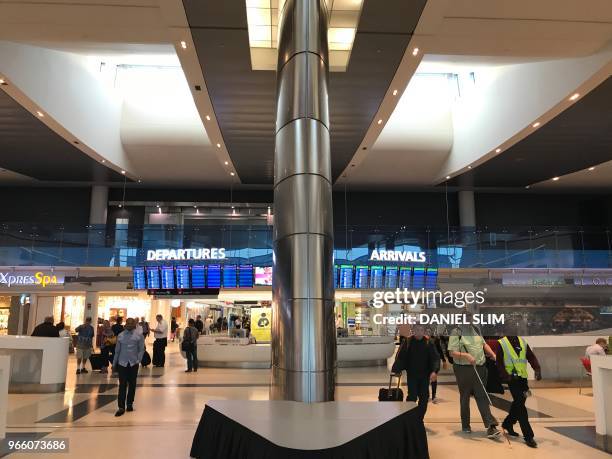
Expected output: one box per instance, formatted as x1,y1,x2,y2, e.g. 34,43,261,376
181,328,193,352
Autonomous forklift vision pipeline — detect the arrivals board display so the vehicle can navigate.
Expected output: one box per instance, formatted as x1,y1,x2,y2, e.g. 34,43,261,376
369,266,384,289
425,268,438,290
384,267,398,289
161,266,175,289
339,265,354,289
355,266,369,289
176,265,190,289
207,265,221,288
191,265,206,288
412,267,425,289
238,265,254,288
145,267,160,289
222,264,237,288
133,267,146,290
399,267,412,289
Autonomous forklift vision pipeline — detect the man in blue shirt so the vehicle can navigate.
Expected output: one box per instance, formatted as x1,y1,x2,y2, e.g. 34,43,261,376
113,317,144,417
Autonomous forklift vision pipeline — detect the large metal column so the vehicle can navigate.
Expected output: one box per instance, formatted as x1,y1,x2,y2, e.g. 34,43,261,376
271,0,336,402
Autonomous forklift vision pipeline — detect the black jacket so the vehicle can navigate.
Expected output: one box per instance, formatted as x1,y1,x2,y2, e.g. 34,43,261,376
392,337,440,378
31,322,60,337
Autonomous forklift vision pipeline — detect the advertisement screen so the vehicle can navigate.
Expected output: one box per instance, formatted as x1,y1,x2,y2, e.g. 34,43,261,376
355,266,369,289
238,265,254,288
146,267,160,289
191,265,206,288
251,307,272,342
339,265,354,289
384,267,398,289
133,267,146,290
176,265,190,289
369,266,384,289
222,264,237,288
161,266,175,289
255,267,273,286
207,265,221,288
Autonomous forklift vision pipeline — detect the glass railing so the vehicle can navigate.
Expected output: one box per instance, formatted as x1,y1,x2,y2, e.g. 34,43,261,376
0,223,610,269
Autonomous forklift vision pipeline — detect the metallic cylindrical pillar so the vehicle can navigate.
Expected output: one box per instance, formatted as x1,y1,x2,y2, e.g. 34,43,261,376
458,190,476,228
89,185,109,226
271,0,336,402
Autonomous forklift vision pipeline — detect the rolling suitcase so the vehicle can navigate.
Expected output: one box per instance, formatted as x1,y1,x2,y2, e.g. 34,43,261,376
378,373,404,401
89,353,106,371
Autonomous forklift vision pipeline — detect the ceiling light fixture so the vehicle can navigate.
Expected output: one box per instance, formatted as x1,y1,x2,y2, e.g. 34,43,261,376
588,166,595,171
180,41,187,49
101,159,106,163
569,93,580,101
156,204,160,208
552,176,559,181
532,122,540,128
495,148,501,153
392,89,398,96
36,111,44,117
377,119,383,125
138,179,142,183
412,47,419,56
525,185,530,189
216,143,221,148
230,172,235,176
121,170,126,174
224,161,229,165
205,115,211,121
468,166,472,169
0,78,5,84
446,175,450,180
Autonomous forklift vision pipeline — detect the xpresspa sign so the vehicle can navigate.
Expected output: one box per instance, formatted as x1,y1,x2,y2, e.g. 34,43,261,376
369,249,426,262
0,271,65,288
146,248,226,262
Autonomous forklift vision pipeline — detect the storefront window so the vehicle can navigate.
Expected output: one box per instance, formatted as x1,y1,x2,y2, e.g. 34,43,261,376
0,296,10,336
53,296,85,330
98,295,152,322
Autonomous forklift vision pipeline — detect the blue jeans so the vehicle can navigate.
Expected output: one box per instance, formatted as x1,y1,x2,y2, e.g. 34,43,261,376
186,345,198,371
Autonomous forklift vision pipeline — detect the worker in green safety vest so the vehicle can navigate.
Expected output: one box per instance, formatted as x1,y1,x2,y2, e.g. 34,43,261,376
496,336,542,449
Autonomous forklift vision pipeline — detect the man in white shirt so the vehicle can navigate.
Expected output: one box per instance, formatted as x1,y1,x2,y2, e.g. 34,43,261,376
585,338,608,358
152,314,168,367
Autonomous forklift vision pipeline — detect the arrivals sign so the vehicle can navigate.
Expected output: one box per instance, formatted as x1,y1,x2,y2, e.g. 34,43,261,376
146,248,226,261
0,271,65,288
369,249,426,263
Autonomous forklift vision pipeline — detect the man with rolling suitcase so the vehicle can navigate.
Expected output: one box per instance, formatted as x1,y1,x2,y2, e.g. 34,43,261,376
391,325,440,419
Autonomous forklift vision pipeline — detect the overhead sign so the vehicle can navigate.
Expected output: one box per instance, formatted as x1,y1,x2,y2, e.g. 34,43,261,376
146,248,226,261
369,249,426,263
574,276,612,286
502,273,565,287
0,271,65,288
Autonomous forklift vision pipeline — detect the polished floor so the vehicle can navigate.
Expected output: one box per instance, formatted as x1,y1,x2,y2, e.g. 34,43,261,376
2,340,607,458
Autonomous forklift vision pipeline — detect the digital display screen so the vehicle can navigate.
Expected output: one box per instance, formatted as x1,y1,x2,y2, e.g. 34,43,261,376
191,265,206,288
399,267,412,289
146,267,160,289
238,265,254,288
255,267,273,286
425,268,438,290
133,267,146,290
369,266,384,289
355,266,369,289
384,267,398,289
412,267,425,289
207,265,221,288
176,265,190,289
334,265,339,288
222,264,237,288
161,266,175,289
339,265,354,289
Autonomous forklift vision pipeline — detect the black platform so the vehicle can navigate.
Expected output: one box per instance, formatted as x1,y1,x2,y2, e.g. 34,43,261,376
190,400,429,459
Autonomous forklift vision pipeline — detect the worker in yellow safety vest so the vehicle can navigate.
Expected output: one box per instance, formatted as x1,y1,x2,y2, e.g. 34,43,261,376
495,336,542,449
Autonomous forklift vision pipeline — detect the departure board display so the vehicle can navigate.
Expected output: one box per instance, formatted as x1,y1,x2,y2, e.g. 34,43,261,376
369,266,384,289
255,267,272,286
399,267,412,289
412,267,425,289
238,265,254,288
133,267,146,290
384,267,398,289
176,265,190,289
146,267,160,289
425,268,438,290
355,266,369,289
191,265,206,288
334,265,339,288
207,265,221,288
161,266,175,289
222,264,237,288
339,265,354,289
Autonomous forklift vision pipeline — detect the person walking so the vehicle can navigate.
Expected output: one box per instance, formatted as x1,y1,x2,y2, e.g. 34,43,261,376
391,325,440,419
31,316,60,337
170,317,179,342
430,335,447,404
182,318,200,373
496,336,542,448
140,317,150,340
152,314,168,367
195,315,204,335
113,318,144,417
99,320,114,374
448,323,501,438
74,317,95,374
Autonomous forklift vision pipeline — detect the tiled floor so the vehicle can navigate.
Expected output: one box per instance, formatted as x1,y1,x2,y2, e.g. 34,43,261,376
3,340,607,458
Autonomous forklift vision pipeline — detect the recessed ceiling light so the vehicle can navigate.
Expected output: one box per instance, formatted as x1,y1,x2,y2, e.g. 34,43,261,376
392,89,398,96
532,122,540,128
121,170,126,174
138,179,142,183
156,204,160,208
588,166,595,171
495,148,501,153
36,111,44,117
216,143,221,148
412,47,419,56
525,185,530,189
118,204,122,208
0,78,5,84
569,93,579,101
377,119,383,125
180,41,187,49
224,161,229,165
230,172,235,176
205,115,211,121
552,176,559,181
446,175,451,180
467,165,472,169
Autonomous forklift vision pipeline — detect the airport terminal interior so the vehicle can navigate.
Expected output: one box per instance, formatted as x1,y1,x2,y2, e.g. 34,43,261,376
0,0,611,458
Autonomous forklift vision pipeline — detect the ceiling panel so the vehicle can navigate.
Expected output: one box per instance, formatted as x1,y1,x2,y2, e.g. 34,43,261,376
0,90,126,182
183,0,427,184
448,76,612,188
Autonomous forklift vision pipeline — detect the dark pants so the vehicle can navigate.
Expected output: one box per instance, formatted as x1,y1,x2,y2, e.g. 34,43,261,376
186,345,198,371
105,345,116,367
431,380,438,399
454,364,498,429
406,376,430,419
117,363,139,409
153,338,167,366
503,377,534,439
101,346,111,367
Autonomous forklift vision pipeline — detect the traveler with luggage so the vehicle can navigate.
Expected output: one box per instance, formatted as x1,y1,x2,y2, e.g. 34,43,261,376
182,318,200,373
391,324,440,419
75,317,95,375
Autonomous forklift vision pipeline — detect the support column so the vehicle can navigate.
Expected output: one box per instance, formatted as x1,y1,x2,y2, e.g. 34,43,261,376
458,190,476,229
89,185,109,226
271,0,336,402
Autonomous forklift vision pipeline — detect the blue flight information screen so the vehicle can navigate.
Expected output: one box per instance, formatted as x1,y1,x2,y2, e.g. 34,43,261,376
355,266,369,289
207,265,221,288
176,265,190,289
191,266,206,288
146,267,160,289
384,267,398,289
334,265,339,288
161,266,175,289
133,267,146,290
399,267,412,289
238,265,254,288
425,268,438,290
412,267,425,289
339,265,354,289
369,266,384,289
223,264,237,288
